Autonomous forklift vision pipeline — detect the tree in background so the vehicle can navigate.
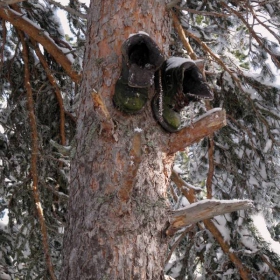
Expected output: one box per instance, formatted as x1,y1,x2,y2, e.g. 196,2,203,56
0,0,279,279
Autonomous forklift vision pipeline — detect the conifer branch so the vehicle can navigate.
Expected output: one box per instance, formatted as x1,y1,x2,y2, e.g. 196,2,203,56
203,101,215,199
203,219,252,280
0,19,6,69
177,7,230,18
18,30,57,280
48,0,87,19
171,170,202,198
165,224,195,264
171,171,252,279
260,254,280,277
167,199,253,236
32,40,66,146
205,135,214,198
184,28,243,86
0,7,81,83
247,4,280,44
31,40,66,145
220,2,280,69
171,11,245,92
167,109,226,154
171,13,217,198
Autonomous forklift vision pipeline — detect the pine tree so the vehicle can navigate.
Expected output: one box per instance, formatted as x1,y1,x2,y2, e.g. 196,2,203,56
0,0,279,279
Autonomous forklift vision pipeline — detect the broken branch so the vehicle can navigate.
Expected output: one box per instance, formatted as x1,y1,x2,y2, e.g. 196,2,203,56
167,108,227,154
171,171,252,279
166,199,253,236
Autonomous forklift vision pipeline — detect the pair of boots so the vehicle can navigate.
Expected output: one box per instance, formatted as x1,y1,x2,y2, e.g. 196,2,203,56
113,33,213,132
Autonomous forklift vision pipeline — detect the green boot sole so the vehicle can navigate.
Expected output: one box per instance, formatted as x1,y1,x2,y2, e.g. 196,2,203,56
113,78,148,114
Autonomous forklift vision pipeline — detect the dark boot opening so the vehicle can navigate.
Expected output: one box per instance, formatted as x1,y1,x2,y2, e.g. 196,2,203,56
129,42,150,68
183,66,202,96
183,66,213,100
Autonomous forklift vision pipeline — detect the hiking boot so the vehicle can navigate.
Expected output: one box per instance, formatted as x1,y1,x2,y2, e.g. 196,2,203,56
121,32,165,88
114,32,164,113
153,57,213,132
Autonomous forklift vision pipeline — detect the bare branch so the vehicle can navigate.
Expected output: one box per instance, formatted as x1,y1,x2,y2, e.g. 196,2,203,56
167,108,227,154
18,29,57,280
0,7,81,83
171,11,197,60
0,0,25,6
166,199,253,236
31,40,66,145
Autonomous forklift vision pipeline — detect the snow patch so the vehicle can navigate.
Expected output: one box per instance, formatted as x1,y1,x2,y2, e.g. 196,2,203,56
252,213,280,255
263,139,272,153
173,164,183,174
134,127,142,132
193,108,223,123
129,31,150,38
166,57,194,71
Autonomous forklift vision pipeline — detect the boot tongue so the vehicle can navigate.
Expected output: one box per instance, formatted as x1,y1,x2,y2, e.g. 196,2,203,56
128,63,155,88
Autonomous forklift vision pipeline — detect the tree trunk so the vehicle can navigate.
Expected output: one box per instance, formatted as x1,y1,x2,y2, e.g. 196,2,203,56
61,1,173,279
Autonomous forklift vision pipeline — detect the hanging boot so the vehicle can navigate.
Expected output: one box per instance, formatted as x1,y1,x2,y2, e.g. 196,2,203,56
113,33,164,114
121,32,165,88
153,57,213,132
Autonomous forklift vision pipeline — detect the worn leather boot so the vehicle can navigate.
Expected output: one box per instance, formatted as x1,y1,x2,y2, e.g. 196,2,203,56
114,33,164,114
153,57,213,132
121,32,165,88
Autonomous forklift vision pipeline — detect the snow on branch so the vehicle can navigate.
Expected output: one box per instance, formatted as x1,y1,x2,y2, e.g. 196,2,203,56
166,199,253,236
0,7,81,83
48,0,87,19
167,108,226,154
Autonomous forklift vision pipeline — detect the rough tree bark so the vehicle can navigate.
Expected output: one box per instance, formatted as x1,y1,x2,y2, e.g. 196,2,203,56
61,1,173,279
60,1,229,279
